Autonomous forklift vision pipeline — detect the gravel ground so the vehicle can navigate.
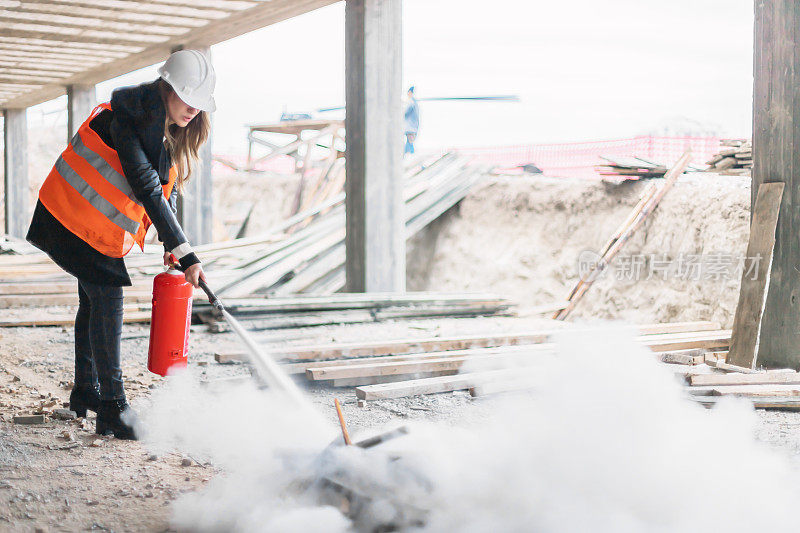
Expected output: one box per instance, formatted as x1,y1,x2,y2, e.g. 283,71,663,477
1,312,799,531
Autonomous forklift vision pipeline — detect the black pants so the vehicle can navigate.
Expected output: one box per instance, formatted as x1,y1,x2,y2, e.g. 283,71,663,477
74,280,125,400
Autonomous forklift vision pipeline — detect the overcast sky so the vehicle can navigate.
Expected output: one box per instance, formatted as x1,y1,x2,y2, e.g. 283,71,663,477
30,0,754,154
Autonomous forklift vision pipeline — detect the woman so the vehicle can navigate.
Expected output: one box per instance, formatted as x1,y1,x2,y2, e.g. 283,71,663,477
26,50,215,440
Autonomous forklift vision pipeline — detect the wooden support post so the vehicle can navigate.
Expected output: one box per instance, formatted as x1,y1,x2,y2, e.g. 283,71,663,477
3,108,29,238
66,84,96,142
176,46,214,245
344,0,405,292
752,0,800,368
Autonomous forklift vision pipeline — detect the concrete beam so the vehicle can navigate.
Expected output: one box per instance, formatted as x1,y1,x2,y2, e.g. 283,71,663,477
66,84,96,141
3,108,29,238
751,0,800,368
176,46,213,245
344,0,404,292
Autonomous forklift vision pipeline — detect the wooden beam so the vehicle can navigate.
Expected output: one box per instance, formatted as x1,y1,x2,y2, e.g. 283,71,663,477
22,0,232,20
15,3,216,27
271,321,721,361
66,84,96,141
706,384,800,396
3,107,29,238
752,0,800,369
689,372,800,387
727,182,784,368
0,35,141,53
344,0,404,292
305,331,730,381
0,9,190,36
356,369,533,401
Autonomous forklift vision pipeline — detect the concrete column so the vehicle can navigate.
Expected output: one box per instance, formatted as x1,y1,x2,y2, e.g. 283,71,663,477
176,46,214,245
67,84,96,141
3,108,29,238
197,105,214,244
751,0,800,367
344,0,404,292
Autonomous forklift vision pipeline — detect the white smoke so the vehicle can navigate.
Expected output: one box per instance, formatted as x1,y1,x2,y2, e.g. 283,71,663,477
138,325,800,532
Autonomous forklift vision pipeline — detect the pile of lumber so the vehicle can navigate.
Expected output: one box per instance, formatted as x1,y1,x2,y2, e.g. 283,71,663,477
194,292,518,332
0,293,517,329
595,156,668,182
213,321,733,402
213,318,800,411
705,139,752,175
0,152,490,328
676,354,800,410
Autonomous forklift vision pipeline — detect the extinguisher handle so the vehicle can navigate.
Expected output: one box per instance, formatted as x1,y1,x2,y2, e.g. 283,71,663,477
170,260,224,313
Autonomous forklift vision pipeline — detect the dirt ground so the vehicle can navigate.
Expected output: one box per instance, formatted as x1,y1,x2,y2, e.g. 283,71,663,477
1,312,800,532
0,140,788,531
0,314,552,532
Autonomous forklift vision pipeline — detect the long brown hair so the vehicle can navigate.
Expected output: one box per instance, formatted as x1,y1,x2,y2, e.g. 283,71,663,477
157,78,210,193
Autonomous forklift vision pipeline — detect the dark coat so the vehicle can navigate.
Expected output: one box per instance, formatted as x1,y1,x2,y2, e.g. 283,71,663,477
27,79,199,286
108,79,185,251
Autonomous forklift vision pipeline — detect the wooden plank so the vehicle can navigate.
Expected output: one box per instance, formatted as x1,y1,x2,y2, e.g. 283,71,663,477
689,372,800,387
216,325,727,364
705,359,761,374
356,368,533,400
727,182,784,368
307,352,546,380
659,349,706,365
274,345,555,375
331,371,454,388
271,323,723,361
307,332,729,381
356,357,718,402
469,379,538,398
707,384,800,397
694,396,800,411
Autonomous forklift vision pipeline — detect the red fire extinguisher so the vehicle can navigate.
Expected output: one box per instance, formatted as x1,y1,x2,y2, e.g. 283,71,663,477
148,268,194,376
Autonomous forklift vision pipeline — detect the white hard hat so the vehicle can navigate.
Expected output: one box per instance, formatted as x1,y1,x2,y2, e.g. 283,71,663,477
158,49,216,112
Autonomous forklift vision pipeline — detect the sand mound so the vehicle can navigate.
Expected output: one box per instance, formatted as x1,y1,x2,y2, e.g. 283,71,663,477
407,173,750,328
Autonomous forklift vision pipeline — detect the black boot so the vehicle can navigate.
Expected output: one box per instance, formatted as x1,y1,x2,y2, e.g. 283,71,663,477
96,399,138,440
68,384,101,418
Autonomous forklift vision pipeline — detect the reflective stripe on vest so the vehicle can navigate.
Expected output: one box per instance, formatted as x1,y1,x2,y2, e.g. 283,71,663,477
38,102,176,258
54,151,141,235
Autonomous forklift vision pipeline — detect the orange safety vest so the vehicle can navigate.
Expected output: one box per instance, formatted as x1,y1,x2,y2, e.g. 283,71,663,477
39,103,177,258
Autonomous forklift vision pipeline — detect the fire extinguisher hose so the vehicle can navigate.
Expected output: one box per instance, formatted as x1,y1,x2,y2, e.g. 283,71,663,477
171,262,224,312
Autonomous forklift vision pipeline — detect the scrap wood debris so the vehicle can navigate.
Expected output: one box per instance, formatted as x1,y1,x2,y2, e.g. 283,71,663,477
595,156,669,182
706,139,752,175
0,152,501,330
211,320,732,403
208,316,800,413
555,150,692,320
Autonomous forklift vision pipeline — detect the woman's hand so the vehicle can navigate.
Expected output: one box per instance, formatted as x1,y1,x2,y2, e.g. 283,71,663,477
163,252,172,267
184,263,206,288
